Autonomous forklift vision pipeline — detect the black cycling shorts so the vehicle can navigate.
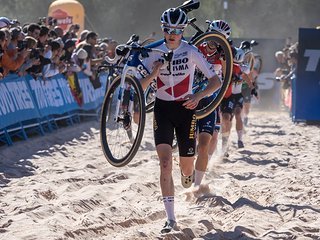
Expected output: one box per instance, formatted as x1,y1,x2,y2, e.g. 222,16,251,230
153,98,196,157
232,93,244,109
220,96,234,115
220,93,243,115
197,97,217,135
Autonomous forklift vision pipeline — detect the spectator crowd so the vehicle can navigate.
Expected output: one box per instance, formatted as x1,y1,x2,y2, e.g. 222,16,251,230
0,16,119,83
274,38,298,110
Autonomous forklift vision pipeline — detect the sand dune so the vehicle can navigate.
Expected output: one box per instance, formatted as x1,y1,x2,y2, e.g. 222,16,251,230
0,110,320,239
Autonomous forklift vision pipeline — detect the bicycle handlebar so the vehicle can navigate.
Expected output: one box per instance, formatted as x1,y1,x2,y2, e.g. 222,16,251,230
104,42,174,67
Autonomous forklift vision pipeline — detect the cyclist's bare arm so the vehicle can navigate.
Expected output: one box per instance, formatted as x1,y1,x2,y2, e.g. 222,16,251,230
140,60,163,90
221,59,226,78
242,72,254,89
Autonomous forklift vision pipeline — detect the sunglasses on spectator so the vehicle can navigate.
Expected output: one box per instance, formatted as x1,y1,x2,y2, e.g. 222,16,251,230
161,26,184,35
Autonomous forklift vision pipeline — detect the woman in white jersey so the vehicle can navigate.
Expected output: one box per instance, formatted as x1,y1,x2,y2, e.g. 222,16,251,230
140,8,221,233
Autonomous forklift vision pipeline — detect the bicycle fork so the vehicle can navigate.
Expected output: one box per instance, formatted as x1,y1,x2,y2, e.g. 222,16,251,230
114,66,135,126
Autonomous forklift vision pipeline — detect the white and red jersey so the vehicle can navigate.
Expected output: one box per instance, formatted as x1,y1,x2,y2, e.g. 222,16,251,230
143,40,216,101
231,63,250,94
231,63,243,94
198,42,223,78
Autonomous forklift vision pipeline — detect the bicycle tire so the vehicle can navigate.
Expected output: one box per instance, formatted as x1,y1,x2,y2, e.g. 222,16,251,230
190,32,233,119
100,74,146,167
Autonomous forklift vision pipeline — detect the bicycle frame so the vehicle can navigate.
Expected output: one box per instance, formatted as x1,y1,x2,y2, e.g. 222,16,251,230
112,48,151,122
100,0,234,166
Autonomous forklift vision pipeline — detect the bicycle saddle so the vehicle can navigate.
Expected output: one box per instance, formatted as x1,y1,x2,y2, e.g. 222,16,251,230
178,0,200,13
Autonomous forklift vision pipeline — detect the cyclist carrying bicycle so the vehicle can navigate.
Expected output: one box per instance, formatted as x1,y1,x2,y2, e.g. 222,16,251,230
139,7,221,234
193,19,231,188
240,40,260,126
220,46,252,154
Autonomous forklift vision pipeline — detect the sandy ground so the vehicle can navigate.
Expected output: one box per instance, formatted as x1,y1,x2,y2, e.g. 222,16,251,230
0,110,320,240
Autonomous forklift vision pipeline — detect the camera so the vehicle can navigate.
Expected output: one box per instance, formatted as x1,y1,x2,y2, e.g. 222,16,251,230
30,48,42,59
17,40,27,51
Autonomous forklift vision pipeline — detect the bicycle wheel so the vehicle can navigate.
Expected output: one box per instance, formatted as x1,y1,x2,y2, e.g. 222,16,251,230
100,74,146,167
190,32,233,119
244,52,255,72
145,85,156,113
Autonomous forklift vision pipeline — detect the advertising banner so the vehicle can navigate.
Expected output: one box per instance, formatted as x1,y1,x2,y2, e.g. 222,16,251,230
292,28,320,122
77,72,108,110
1,72,107,131
0,75,39,129
25,74,79,117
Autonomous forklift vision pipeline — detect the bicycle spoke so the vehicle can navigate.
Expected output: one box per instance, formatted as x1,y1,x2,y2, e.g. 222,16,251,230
100,75,145,167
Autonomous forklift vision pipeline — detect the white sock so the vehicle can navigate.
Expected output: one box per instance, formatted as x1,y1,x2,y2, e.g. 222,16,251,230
194,169,205,187
222,132,230,146
163,196,175,221
237,130,243,141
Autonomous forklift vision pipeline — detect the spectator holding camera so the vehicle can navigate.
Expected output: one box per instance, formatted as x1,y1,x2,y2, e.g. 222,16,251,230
69,47,92,77
17,36,41,76
96,42,108,59
274,41,299,110
274,51,290,79
7,27,25,62
0,29,28,77
60,39,76,63
76,32,104,66
42,40,62,78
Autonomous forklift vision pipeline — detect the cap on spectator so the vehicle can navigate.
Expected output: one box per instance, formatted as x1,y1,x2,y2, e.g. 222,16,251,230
64,39,76,49
77,48,88,60
0,17,14,28
99,42,108,50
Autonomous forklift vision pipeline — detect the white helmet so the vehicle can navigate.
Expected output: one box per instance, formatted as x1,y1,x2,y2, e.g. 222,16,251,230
160,8,188,28
209,20,231,39
234,47,245,63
